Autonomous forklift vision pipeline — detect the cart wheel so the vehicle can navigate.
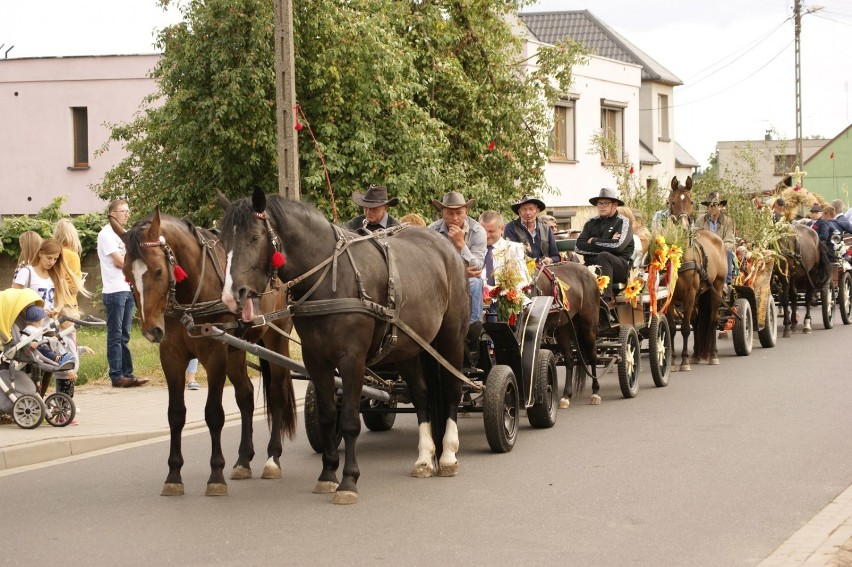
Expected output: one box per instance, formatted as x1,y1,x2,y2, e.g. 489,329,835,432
821,280,834,329
13,394,45,429
483,365,519,453
304,381,342,454
527,350,558,429
732,297,754,356
361,397,396,432
648,314,671,387
839,272,852,325
44,392,76,427
617,327,640,399
758,297,778,348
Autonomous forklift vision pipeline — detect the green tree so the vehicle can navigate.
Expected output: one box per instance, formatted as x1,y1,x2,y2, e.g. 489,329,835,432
95,0,586,225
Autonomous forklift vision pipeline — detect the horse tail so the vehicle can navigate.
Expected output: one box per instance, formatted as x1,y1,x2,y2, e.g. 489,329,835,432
423,350,448,459
816,241,831,288
694,290,715,359
259,338,297,440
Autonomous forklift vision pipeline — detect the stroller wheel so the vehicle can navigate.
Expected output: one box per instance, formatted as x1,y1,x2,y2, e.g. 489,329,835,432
13,394,46,429
45,393,76,427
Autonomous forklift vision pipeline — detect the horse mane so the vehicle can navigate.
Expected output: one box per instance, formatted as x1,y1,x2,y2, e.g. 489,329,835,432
125,214,199,260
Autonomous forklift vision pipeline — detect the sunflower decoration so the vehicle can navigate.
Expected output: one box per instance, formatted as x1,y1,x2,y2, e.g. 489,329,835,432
622,275,645,307
667,243,683,272
526,258,537,279
596,274,610,293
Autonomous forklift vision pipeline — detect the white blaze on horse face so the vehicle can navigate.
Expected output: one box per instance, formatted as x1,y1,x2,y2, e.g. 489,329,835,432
680,194,686,201
131,260,148,322
222,249,237,311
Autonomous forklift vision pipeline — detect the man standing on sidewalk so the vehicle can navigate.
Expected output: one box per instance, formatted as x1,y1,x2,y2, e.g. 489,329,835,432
97,200,147,388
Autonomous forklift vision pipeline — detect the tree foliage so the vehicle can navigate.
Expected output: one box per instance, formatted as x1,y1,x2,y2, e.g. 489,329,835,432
94,0,586,225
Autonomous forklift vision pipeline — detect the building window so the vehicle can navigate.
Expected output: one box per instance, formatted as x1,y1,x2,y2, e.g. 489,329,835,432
550,100,575,161
72,107,88,168
658,94,670,141
774,154,796,175
600,102,624,163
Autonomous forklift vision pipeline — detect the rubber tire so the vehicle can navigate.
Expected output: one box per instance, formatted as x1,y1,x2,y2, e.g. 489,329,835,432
483,365,519,453
527,350,558,429
361,397,396,432
44,392,76,427
822,280,834,330
758,297,778,348
839,272,852,325
304,381,342,454
732,297,754,356
617,326,640,399
13,394,45,429
648,314,671,388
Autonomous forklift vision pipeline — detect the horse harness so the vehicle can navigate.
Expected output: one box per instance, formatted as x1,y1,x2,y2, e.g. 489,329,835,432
252,213,481,390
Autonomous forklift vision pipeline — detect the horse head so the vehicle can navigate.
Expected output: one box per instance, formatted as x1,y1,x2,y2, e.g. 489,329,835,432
668,175,694,229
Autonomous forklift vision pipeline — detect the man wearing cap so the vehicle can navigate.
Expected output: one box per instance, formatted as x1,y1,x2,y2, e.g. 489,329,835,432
695,192,736,285
808,203,836,260
772,198,787,223
503,195,560,265
346,184,401,233
575,188,634,303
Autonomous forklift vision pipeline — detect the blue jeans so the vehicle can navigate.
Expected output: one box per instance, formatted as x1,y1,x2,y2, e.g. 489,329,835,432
468,277,484,323
726,251,734,285
103,291,135,381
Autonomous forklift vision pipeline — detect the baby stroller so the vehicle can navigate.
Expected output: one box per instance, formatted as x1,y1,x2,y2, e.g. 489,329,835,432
0,288,101,429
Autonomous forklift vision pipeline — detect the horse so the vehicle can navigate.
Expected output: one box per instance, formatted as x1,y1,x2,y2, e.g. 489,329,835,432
218,188,470,505
534,262,600,406
666,176,728,370
774,223,830,337
111,210,297,497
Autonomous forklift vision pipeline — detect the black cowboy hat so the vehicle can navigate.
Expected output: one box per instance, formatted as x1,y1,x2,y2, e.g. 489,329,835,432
588,188,624,207
810,203,824,213
700,192,727,206
431,191,476,210
351,184,398,208
510,194,547,214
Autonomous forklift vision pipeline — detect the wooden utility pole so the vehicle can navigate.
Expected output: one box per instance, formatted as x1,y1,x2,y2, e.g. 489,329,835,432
273,0,300,199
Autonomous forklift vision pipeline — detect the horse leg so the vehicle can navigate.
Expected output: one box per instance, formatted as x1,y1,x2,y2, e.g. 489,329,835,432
398,356,438,479
559,357,574,409
221,350,255,481
803,284,814,334
308,362,343,496
437,359,463,477
203,360,229,496
780,280,792,338
590,369,601,405
681,304,694,371
329,356,364,505
708,285,722,365
790,280,800,333
162,357,189,496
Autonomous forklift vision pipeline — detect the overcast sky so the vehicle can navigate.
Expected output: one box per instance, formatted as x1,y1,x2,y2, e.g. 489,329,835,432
2,0,851,168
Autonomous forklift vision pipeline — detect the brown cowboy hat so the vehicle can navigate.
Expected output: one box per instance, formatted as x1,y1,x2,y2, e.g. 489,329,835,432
352,184,398,208
511,194,547,214
588,188,624,207
700,192,727,206
432,191,475,211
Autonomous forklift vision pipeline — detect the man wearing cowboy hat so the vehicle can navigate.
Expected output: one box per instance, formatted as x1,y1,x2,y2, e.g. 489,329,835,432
695,192,736,284
345,184,401,233
503,195,560,265
575,188,634,303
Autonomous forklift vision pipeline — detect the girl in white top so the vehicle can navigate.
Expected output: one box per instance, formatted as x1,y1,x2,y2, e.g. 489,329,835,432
12,238,85,317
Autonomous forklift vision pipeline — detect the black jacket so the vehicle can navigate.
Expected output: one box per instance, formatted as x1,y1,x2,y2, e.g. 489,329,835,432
575,213,634,264
346,214,400,233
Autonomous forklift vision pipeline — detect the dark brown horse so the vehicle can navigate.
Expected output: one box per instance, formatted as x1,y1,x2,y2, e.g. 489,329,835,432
535,262,600,405
775,223,830,336
218,189,470,505
666,176,728,370
112,211,296,497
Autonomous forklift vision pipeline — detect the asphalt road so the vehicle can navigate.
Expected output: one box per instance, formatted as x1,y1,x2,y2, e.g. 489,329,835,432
1,321,851,566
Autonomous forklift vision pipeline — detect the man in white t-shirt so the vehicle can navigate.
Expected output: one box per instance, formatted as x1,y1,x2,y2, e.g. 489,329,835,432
97,200,147,388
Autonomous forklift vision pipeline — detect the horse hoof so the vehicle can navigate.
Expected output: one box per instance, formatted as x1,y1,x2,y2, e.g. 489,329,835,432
783,329,791,338
438,461,459,477
261,460,282,480
559,398,570,409
589,394,601,405
161,483,184,496
803,327,812,334
205,483,228,497
313,481,339,494
680,364,691,372
411,462,435,478
689,357,701,365
709,357,720,365
230,465,252,480
332,490,358,505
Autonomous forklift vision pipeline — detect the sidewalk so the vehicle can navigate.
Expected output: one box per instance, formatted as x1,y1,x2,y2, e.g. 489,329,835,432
0,379,308,471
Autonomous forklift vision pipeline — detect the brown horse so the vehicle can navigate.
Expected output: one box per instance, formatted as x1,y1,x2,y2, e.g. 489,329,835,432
666,177,728,370
112,211,296,497
774,223,830,336
535,262,600,406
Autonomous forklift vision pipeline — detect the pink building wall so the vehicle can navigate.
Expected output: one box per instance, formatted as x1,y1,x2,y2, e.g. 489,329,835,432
0,54,159,215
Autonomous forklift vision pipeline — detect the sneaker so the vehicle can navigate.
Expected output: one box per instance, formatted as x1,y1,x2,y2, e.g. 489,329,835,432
187,381,200,391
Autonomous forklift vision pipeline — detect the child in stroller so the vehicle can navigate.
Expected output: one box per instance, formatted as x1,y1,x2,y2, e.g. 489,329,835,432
22,304,78,378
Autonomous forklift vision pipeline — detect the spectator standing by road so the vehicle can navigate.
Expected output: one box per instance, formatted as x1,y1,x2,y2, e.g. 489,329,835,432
97,200,147,388
52,219,86,310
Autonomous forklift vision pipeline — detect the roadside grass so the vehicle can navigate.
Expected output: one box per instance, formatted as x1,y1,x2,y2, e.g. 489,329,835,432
75,325,302,388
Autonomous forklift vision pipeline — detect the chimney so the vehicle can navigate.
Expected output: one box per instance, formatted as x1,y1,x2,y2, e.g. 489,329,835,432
765,130,772,141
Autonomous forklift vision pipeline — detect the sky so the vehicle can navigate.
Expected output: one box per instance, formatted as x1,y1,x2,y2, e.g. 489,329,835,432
2,0,851,169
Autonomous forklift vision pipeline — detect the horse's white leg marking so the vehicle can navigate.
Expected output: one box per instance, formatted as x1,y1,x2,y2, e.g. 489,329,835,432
261,456,281,479
411,422,436,478
221,249,236,311
438,418,459,477
131,260,148,322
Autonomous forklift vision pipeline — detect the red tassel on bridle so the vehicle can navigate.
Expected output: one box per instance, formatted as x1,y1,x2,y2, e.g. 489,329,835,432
271,250,286,269
173,265,187,283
